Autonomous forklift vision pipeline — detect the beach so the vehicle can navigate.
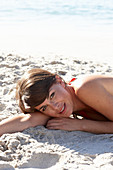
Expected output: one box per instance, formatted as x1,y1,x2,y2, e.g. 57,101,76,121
0,50,113,169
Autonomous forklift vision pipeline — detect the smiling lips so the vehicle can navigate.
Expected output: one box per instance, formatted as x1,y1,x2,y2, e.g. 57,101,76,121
59,103,66,114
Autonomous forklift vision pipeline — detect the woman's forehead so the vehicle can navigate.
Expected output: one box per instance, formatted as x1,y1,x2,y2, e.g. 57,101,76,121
49,83,61,91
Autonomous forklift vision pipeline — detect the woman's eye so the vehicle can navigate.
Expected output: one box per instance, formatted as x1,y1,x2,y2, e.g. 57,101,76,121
50,92,55,99
42,106,47,112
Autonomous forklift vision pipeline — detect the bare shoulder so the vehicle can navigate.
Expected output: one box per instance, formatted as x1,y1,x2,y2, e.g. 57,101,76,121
74,74,113,95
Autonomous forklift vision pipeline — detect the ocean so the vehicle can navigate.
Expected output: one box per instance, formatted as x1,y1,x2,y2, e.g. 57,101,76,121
0,0,113,32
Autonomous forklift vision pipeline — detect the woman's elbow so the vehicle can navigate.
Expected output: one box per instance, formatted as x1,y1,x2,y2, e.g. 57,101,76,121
28,112,50,127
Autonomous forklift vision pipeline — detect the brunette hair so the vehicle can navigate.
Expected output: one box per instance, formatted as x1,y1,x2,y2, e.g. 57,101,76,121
16,68,57,114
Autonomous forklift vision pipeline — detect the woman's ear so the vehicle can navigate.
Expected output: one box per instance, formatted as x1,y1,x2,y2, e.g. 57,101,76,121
55,75,66,88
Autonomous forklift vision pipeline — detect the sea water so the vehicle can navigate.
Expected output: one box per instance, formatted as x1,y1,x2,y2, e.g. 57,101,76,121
0,0,113,34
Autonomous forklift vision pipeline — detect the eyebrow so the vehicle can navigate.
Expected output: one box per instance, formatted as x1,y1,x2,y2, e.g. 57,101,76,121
49,88,53,93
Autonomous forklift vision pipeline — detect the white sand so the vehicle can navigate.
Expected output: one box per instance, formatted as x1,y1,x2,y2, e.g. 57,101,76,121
0,51,113,169
0,23,113,64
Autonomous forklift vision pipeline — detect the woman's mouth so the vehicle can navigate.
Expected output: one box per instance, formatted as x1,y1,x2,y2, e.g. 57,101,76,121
59,103,66,114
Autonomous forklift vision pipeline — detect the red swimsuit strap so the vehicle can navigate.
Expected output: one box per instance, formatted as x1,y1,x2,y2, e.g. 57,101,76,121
68,78,76,85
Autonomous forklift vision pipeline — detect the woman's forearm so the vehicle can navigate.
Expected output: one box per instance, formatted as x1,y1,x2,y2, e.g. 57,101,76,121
0,114,32,136
81,119,113,134
46,117,113,134
0,112,50,136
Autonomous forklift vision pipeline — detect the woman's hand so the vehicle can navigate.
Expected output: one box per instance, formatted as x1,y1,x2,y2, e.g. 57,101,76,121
46,117,82,131
46,117,113,134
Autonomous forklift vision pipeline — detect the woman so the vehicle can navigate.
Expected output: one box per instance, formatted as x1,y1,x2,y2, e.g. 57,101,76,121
0,68,113,136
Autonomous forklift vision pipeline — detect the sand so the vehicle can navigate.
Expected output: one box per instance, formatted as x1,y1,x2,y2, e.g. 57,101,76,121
0,51,113,170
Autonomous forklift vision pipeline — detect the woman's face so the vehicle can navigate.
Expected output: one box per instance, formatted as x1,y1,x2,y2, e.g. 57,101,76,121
35,82,74,118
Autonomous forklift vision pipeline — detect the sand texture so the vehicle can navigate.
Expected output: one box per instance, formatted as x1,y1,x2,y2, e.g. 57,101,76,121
0,53,113,170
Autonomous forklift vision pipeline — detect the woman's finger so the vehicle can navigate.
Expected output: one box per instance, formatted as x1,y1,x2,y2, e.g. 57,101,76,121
48,118,62,122
46,121,61,127
47,125,61,130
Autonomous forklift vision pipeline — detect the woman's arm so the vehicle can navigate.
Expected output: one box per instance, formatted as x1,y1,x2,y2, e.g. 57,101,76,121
0,112,50,136
46,117,113,134
80,119,113,134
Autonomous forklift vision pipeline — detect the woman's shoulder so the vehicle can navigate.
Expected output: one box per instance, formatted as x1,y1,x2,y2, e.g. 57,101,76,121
73,74,113,94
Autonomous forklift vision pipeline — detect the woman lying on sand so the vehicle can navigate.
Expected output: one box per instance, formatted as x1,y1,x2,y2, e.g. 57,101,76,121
0,68,113,136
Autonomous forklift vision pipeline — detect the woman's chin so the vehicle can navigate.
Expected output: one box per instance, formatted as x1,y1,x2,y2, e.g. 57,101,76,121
64,110,72,118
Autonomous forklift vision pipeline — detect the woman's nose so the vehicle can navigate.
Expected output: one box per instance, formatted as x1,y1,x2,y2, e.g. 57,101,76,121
50,101,60,110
